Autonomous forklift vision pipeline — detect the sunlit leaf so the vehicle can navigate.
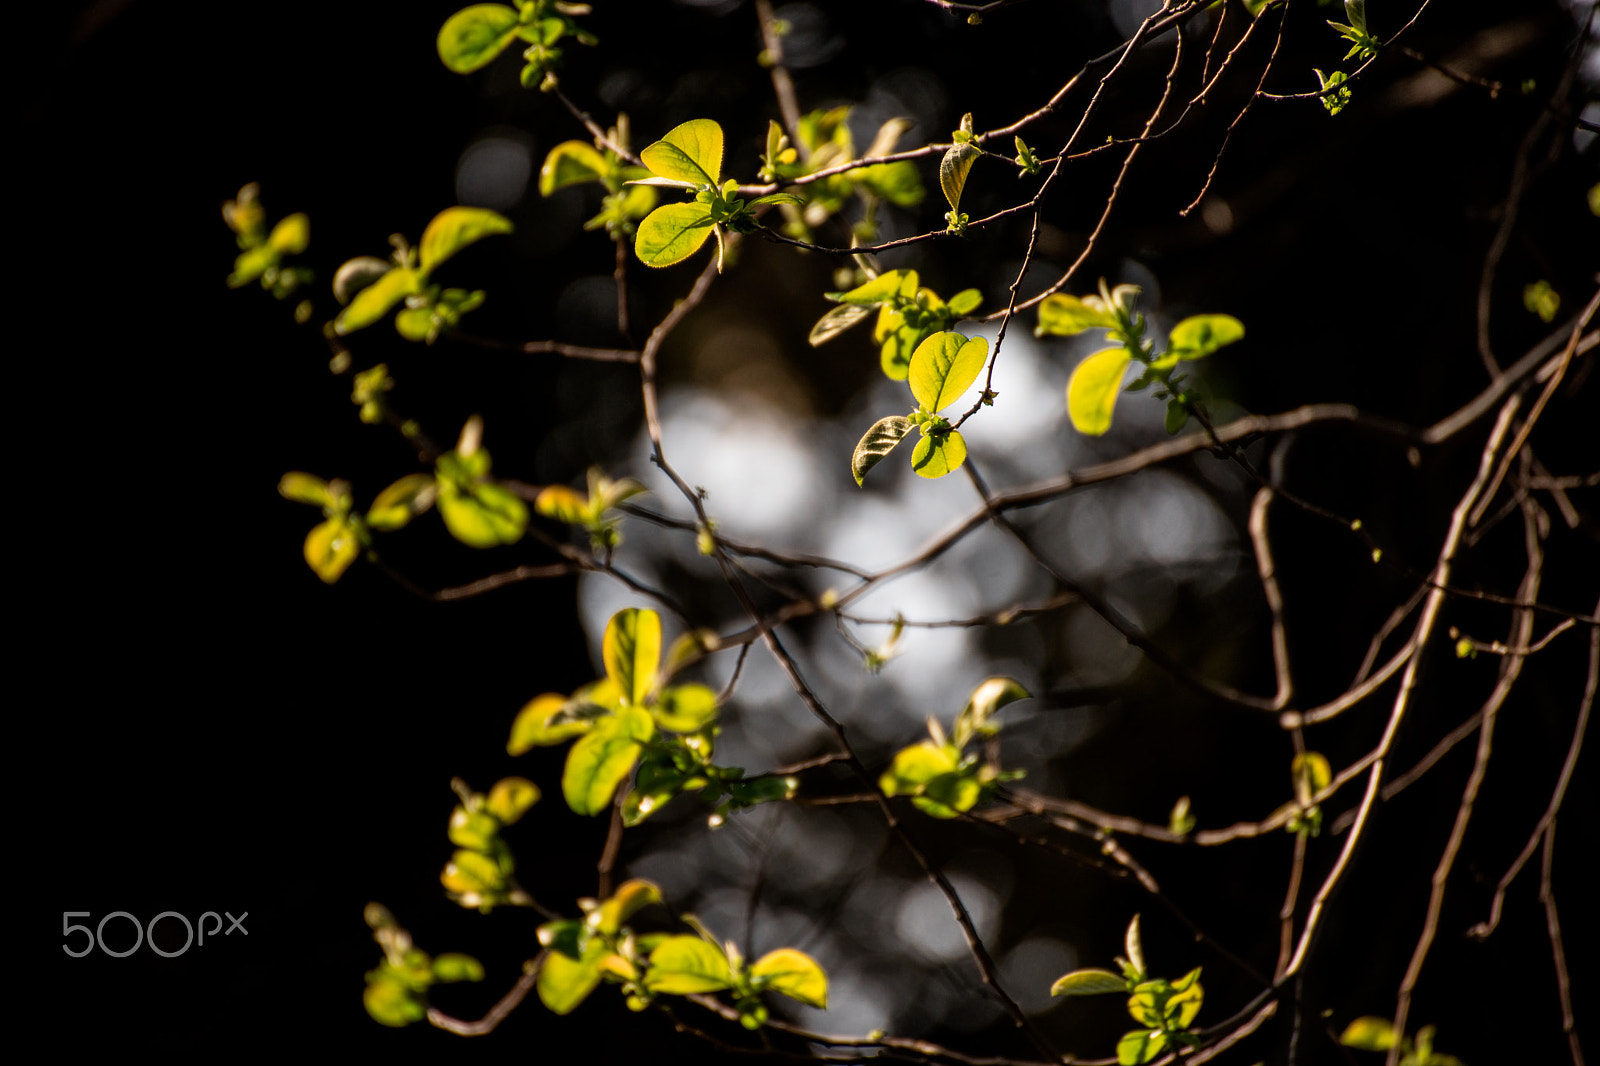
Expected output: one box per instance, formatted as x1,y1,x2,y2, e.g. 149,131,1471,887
939,141,979,215
1124,915,1146,979
437,479,528,548
1167,314,1244,359
641,119,723,185
952,676,1029,748
909,332,988,414
879,742,959,796
364,978,424,1027
562,705,653,816
278,472,331,507
1117,1027,1168,1065
267,213,309,254
852,415,913,486
653,683,718,733
509,693,590,753
836,269,917,307
1051,968,1128,997
485,777,541,824
538,938,607,1014
419,206,513,278
1036,293,1118,336
910,428,967,479
603,607,661,706
595,879,663,936
643,935,734,994
809,302,873,346
432,953,485,983
635,203,716,267
334,267,419,335
437,4,520,73
367,473,436,531
1339,1017,1398,1051
540,140,607,196
1066,347,1132,435
304,517,360,583
751,948,828,1008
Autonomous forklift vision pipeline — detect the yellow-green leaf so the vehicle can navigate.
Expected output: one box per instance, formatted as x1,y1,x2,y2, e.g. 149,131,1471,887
267,213,309,255
1036,293,1118,336
509,692,591,753
852,415,913,486
278,471,331,507
538,939,607,1014
334,267,419,336
603,607,661,706
1066,347,1132,435
910,429,967,480
751,948,828,1008
419,206,513,279
641,119,723,185
939,141,979,215
634,202,716,267
1167,314,1243,359
304,517,360,583
653,683,718,733
595,879,663,936
437,3,520,73
540,140,607,196
562,706,653,816
1051,968,1128,996
1339,1016,1398,1051
437,480,528,548
367,473,436,531
879,741,960,795
486,777,541,824
909,331,988,414
643,935,734,994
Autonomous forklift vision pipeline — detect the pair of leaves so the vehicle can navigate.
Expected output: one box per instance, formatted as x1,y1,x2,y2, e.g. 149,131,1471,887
535,466,646,552
631,119,802,269
332,207,512,339
440,777,540,911
852,330,990,485
1051,916,1204,1066
436,1,594,88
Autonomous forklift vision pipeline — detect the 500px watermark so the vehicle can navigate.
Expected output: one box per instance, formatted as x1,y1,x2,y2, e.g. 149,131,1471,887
62,911,248,958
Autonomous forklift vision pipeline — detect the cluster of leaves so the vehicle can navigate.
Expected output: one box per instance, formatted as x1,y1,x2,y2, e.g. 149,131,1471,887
436,0,595,90
1036,279,1243,436
759,107,924,242
331,206,512,343
539,116,658,238
1340,1017,1465,1065
509,608,796,825
440,777,543,912
629,119,802,270
810,267,983,381
851,330,992,485
222,183,311,300
535,466,646,555
535,879,827,1027
1316,0,1381,115
1050,916,1205,1065
278,417,527,582
362,903,485,1027
878,677,1029,817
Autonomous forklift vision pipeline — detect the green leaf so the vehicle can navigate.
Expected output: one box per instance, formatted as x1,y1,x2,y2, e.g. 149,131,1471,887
947,288,983,316
437,479,528,548
595,879,663,936
538,938,607,1014
364,977,425,1027
641,119,723,186
810,302,873,346
267,213,310,255
915,772,981,817
1340,1017,1398,1051
854,161,925,207
939,141,979,216
540,140,607,195
953,676,1029,748
418,207,513,279
1292,751,1332,795
334,267,419,336
278,472,331,507
910,429,967,479
1117,1028,1168,1065
837,269,917,306
635,203,717,267
603,607,662,706
1036,293,1118,336
432,953,485,983
509,692,592,753
1051,969,1128,997
879,742,960,795
486,777,541,824
1066,347,1133,435
367,473,436,531
437,4,520,73
751,948,828,1008
643,935,734,994
304,517,360,583
852,415,913,486
1167,314,1243,359
653,683,718,733
562,705,654,816
909,332,988,413
750,192,805,208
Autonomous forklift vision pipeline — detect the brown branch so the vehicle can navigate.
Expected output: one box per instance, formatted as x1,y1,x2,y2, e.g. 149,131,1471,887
426,958,541,1036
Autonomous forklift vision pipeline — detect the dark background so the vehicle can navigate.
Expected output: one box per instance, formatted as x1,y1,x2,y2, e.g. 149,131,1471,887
29,0,1596,1060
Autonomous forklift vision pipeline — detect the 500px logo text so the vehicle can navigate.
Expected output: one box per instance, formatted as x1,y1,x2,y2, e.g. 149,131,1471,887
62,911,249,958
